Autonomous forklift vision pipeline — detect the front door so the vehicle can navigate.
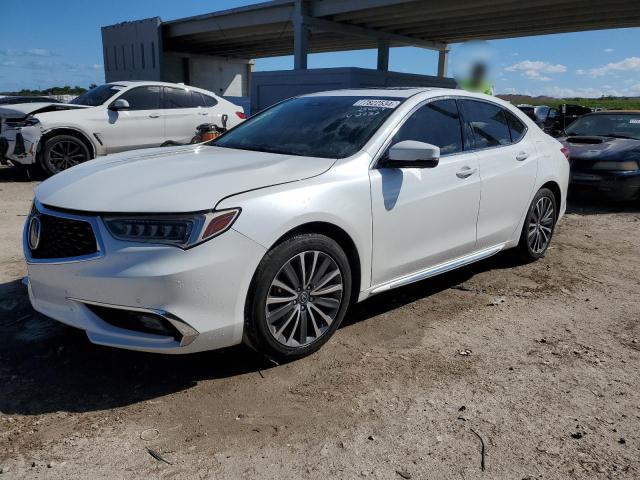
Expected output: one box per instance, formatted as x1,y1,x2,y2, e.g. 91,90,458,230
100,85,164,153
370,99,481,286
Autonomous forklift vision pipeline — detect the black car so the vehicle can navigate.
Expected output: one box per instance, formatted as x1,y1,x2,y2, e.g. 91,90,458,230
560,111,640,201
0,96,61,105
518,104,593,136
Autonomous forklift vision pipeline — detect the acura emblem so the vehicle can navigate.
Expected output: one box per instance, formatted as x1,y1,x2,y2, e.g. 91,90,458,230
28,215,42,250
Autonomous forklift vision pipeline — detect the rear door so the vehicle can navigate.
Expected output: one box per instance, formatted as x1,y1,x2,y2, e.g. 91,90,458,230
370,98,481,285
459,99,538,249
163,87,202,143
101,85,164,153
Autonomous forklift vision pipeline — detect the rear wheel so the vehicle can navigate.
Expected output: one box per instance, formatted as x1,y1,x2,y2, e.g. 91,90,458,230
244,233,352,362
518,187,557,260
39,134,90,176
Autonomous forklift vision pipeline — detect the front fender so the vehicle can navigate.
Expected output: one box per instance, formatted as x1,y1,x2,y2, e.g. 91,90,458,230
216,161,373,295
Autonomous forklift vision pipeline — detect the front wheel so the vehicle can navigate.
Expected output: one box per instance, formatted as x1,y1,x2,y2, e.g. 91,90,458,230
39,135,90,177
244,233,352,362
518,187,557,261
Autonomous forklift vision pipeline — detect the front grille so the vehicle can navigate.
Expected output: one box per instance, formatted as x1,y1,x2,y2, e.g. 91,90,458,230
30,212,98,259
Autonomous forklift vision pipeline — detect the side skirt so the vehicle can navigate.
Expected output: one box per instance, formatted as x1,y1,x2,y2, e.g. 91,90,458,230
363,243,506,298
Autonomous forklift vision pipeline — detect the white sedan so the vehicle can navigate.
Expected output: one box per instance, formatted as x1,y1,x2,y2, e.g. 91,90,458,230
23,88,569,361
0,81,245,176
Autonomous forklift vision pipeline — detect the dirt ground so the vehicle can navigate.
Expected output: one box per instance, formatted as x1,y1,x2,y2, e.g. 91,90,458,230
0,164,639,479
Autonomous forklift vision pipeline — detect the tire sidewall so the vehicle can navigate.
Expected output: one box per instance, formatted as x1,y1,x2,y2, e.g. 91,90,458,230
40,135,90,176
520,188,557,259
245,233,352,361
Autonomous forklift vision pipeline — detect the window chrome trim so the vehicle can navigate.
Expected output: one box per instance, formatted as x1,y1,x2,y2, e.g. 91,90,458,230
24,199,105,265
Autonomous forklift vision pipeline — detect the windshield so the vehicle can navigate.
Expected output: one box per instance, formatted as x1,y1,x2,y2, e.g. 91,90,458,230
214,95,404,158
565,114,640,140
70,84,123,106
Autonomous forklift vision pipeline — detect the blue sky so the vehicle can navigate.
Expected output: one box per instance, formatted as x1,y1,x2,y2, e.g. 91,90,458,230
0,0,639,97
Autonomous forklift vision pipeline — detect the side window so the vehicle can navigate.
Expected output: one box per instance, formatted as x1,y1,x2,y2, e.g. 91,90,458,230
460,100,510,149
163,87,194,109
548,108,558,119
191,91,207,108
389,99,463,155
506,111,526,143
118,86,161,110
202,94,218,108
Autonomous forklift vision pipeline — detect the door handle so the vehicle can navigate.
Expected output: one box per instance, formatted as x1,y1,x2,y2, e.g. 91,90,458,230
199,112,209,116
148,114,160,119
516,151,529,161
456,166,477,179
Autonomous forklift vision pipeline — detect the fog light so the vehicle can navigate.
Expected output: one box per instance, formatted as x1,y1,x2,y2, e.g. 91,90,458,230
137,314,172,335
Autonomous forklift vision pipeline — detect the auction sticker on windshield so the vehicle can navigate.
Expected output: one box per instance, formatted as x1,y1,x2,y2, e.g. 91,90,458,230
353,99,401,108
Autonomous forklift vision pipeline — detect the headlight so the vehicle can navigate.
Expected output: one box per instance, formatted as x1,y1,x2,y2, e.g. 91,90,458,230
103,208,240,249
591,161,639,171
6,116,40,128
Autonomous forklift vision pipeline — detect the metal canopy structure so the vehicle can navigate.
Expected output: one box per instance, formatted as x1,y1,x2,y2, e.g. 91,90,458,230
162,0,640,75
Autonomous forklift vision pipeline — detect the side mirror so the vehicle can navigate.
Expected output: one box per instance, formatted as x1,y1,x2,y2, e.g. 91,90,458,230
385,140,440,168
109,98,130,111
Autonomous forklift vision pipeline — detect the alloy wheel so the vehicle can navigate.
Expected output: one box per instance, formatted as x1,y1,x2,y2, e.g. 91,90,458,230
265,250,343,348
48,139,88,172
527,196,555,254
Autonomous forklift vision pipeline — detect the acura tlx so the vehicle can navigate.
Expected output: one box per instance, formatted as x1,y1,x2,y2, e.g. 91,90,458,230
23,88,569,361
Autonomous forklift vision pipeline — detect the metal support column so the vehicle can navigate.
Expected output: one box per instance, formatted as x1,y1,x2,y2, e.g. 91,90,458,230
377,40,389,71
437,47,449,77
294,0,310,70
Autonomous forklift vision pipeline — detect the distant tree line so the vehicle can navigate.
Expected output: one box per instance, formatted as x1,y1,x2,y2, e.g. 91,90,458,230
0,84,98,96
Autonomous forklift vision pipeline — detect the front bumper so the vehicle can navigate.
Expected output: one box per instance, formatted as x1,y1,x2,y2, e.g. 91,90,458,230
24,203,267,354
1,126,40,165
570,169,640,200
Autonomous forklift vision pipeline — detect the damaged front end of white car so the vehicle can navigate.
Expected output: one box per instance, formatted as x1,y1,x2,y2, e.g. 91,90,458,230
0,103,86,169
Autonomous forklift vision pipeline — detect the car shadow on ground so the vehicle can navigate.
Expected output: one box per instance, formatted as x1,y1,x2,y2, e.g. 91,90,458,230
0,250,523,416
0,164,45,183
567,191,640,215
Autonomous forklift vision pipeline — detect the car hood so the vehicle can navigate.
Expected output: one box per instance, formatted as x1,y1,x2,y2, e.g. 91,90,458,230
0,102,89,119
560,135,640,162
36,145,337,213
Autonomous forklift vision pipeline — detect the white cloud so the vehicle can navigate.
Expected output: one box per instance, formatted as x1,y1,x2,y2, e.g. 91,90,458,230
501,83,640,98
504,60,567,81
25,48,56,57
604,48,614,53
577,57,640,77
0,48,58,57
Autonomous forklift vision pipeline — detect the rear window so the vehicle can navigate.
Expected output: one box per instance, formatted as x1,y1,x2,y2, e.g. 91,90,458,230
163,87,194,109
460,99,511,148
506,111,527,143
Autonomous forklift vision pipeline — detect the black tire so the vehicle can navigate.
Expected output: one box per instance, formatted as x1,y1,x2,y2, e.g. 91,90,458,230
39,134,91,177
244,233,352,362
518,187,557,261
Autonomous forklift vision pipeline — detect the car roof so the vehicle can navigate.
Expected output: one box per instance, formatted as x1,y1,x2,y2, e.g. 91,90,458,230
304,87,444,98
107,80,218,96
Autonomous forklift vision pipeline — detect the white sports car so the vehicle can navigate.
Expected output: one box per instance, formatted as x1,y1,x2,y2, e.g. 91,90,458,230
23,88,569,361
0,81,245,176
